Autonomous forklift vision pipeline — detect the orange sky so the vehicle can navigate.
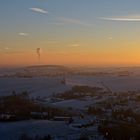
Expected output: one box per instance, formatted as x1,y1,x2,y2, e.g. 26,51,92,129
0,49,140,67
1,0,140,67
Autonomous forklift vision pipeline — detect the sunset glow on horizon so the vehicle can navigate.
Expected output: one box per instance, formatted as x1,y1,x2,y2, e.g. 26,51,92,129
1,0,140,67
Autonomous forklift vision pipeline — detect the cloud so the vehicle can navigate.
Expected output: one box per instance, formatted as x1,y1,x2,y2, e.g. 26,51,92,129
30,7,48,14
99,15,140,21
69,43,80,47
58,17,90,26
5,47,10,50
19,32,29,36
108,37,113,40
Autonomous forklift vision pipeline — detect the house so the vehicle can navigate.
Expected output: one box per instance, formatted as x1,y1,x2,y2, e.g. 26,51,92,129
0,113,16,121
30,112,48,119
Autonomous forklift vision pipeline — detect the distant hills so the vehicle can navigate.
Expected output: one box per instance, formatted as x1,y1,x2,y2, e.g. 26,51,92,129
1,65,140,78
13,65,73,77
27,65,70,71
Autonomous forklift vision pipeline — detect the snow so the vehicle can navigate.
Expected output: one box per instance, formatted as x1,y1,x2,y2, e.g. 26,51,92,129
1,67,140,98
0,120,80,140
0,77,71,97
53,99,93,110
67,75,140,92
1,66,140,139
0,74,140,98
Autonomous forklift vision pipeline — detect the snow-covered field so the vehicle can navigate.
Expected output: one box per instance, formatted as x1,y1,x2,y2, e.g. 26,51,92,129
53,99,94,110
0,74,140,98
0,120,81,140
0,77,71,97
67,75,140,92
0,66,140,140
1,66,140,97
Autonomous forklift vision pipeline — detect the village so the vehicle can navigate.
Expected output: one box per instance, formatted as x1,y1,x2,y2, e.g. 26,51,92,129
0,66,140,139
0,82,140,139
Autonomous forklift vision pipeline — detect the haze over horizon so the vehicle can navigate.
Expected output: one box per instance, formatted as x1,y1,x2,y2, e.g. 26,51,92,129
1,0,140,67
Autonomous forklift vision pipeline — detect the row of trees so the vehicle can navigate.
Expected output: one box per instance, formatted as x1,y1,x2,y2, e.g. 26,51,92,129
0,91,72,121
55,85,103,100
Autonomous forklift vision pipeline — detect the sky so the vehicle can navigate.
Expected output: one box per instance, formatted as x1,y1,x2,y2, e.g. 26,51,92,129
1,0,140,66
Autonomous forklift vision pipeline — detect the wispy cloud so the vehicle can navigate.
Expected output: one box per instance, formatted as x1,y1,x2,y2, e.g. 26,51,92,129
4,47,10,50
19,32,29,36
69,43,80,47
108,37,113,40
58,17,90,26
30,7,48,14
99,15,140,21
0,47,10,51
